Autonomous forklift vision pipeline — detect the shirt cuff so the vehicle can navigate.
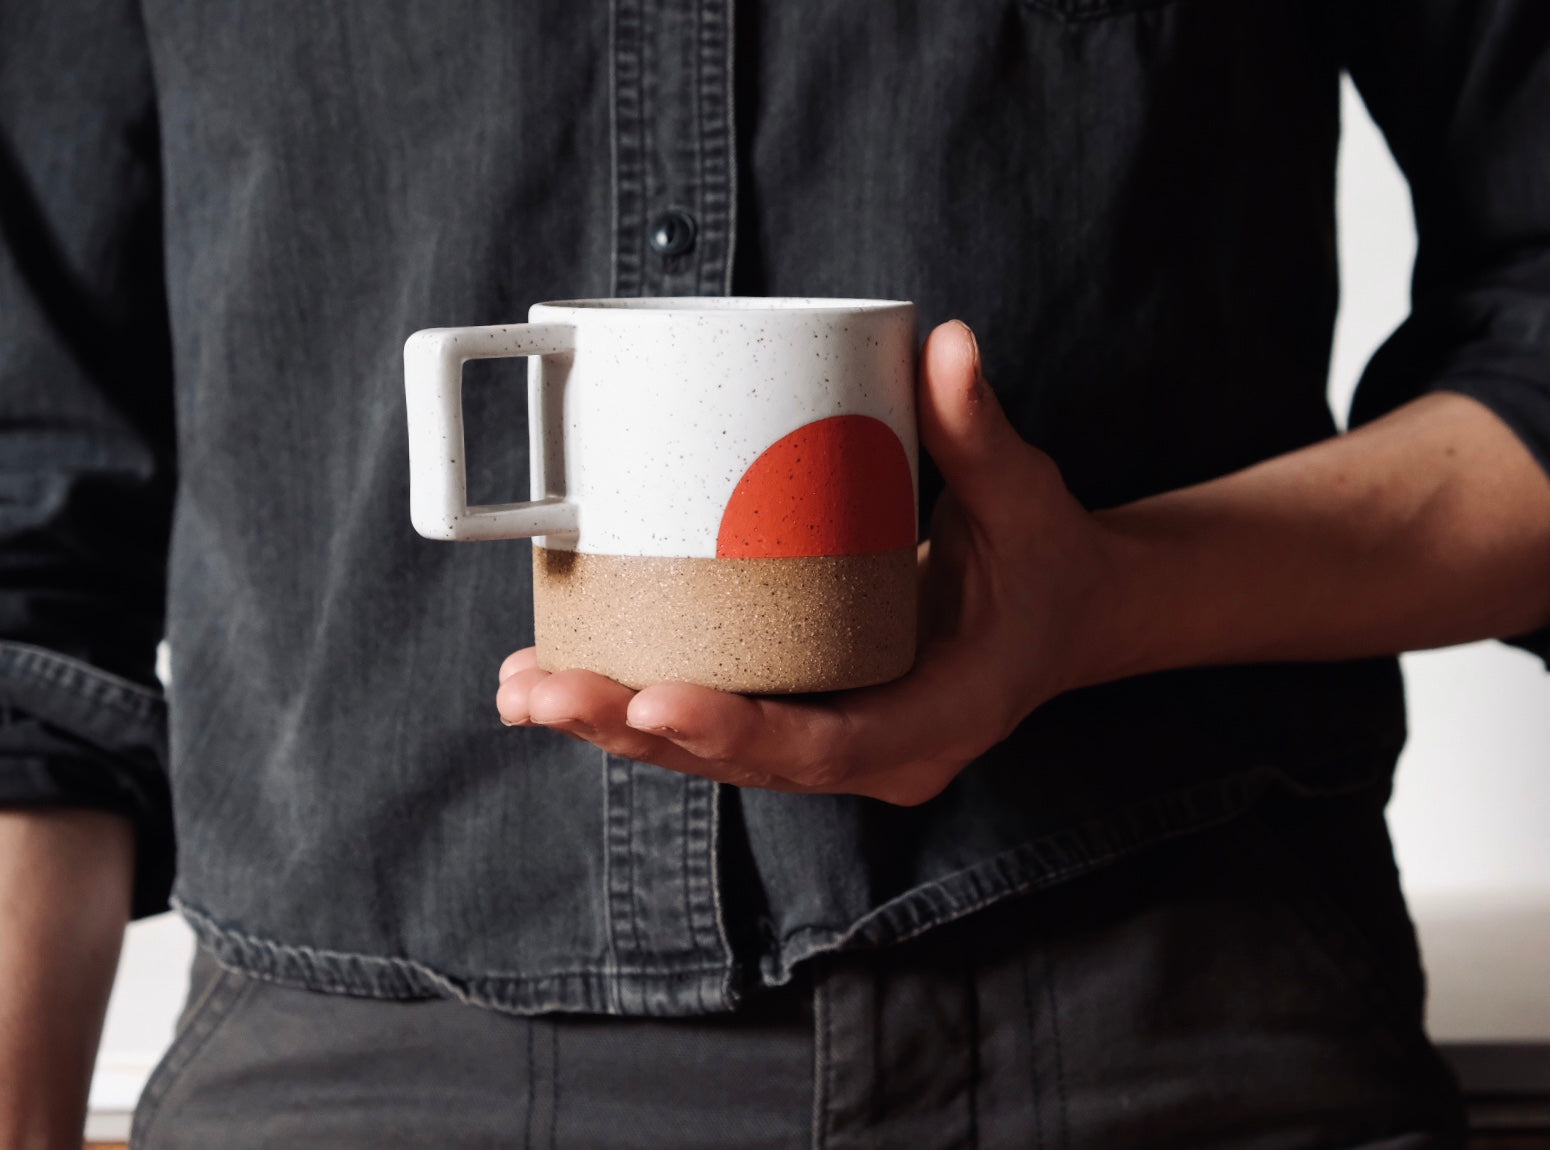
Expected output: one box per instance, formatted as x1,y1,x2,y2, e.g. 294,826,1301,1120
1439,373,1550,486
0,643,174,918
1433,376,1550,668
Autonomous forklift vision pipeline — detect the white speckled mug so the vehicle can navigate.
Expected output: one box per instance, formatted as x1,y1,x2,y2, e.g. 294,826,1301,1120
404,297,918,693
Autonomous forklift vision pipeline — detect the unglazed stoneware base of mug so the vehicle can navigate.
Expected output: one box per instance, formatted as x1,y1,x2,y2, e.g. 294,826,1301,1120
533,546,918,694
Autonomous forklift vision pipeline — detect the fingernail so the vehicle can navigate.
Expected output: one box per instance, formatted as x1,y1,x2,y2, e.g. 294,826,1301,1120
961,322,983,382
628,720,682,738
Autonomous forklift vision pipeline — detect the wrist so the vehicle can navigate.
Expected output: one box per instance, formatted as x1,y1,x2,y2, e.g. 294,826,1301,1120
1056,507,1191,696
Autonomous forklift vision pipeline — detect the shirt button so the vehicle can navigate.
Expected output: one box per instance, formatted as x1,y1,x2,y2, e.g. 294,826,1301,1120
648,209,697,257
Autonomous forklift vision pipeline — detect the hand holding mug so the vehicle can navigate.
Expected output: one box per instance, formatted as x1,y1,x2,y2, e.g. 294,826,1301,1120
495,321,1108,806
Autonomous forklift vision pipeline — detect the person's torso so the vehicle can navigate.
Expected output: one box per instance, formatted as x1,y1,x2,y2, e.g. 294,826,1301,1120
149,0,1404,1013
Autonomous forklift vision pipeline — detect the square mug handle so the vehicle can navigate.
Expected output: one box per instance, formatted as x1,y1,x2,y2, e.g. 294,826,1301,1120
403,324,579,541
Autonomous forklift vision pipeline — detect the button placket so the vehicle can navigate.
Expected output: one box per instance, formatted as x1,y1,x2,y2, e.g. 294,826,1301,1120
610,0,734,297
602,0,736,1002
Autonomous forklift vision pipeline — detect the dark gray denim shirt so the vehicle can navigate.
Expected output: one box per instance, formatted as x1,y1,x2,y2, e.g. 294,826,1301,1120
2,0,1548,1015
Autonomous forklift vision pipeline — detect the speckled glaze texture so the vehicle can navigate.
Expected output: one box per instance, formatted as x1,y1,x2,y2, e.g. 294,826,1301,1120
526,298,916,559
533,546,917,693
407,298,918,692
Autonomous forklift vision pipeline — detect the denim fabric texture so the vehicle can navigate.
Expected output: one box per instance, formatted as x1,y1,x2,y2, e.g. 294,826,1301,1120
130,792,1466,1148
1,0,1548,1014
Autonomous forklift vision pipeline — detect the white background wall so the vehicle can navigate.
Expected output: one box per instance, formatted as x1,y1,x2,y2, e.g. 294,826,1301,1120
1328,80,1550,1042
89,77,1550,1120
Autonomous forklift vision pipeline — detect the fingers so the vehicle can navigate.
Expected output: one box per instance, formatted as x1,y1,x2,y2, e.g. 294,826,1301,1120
917,320,1028,523
626,683,852,783
496,667,550,725
524,668,637,726
622,640,990,793
499,648,539,681
496,658,620,729
496,641,995,804
623,680,933,799
505,668,809,789
511,669,731,768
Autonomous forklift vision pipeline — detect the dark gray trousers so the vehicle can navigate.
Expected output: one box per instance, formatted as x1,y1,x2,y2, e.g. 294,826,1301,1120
131,793,1466,1149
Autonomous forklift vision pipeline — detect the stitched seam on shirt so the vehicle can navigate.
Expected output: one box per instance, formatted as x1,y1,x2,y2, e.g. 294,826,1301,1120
682,775,726,988
690,0,708,293
627,761,644,961
703,780,736,1008
176,896,728,987
607,0,620,296
770,794,1263,962
680,777,697,954
764,759,1398,976
598,748,624,1012
694,0,733,296
611,0,645,296
0,640,164,720
718,0,736,295
603,754,640,998
711,785,735,982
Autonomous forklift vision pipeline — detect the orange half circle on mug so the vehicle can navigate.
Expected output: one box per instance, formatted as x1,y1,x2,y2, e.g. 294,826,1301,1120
716,414,915,559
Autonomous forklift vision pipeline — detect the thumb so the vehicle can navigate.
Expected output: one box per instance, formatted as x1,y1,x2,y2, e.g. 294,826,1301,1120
918,320,1029,518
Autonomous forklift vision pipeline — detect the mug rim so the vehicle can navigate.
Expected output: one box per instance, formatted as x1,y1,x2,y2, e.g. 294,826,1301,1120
533,296,912,315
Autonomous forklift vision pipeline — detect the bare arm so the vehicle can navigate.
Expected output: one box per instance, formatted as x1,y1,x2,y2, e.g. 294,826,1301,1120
494,322,1550,804
1079,388,1550,685
0,810,132,1150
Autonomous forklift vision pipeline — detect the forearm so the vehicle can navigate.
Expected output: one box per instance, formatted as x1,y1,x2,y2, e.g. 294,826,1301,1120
1076,391,1550,689
493,326,1550,807
0,810,132,1150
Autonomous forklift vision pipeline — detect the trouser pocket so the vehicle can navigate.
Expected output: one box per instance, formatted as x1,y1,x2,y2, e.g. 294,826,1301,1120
130,950,253,1149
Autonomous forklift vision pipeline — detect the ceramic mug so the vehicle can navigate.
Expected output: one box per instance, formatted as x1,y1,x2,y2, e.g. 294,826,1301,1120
403,297,918,693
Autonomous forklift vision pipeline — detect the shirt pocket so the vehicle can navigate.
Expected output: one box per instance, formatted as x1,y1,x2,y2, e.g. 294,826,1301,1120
1021,0,1183,21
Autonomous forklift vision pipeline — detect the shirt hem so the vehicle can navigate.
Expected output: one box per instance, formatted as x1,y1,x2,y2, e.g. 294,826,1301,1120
759,761,1394,987
174,755,1399,1018
174,897,740,1017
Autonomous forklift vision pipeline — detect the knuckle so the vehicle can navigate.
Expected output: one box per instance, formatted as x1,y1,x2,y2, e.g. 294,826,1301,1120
792,756,845,789
790,712,862,789
724,765,777,790
791,744,860,789
692,719,761,767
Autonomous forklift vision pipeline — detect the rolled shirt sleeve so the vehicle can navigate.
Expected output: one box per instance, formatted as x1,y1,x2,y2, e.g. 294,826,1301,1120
1343,0,1550,663
0,0,176,914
